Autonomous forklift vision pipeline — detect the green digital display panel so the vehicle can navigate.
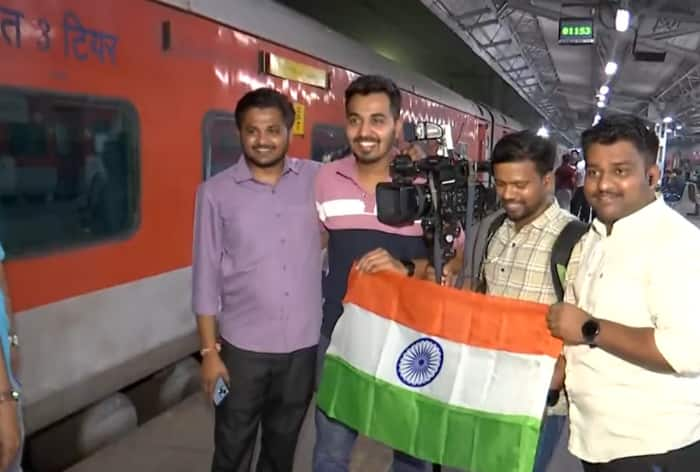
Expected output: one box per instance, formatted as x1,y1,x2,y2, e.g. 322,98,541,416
558,17,595,44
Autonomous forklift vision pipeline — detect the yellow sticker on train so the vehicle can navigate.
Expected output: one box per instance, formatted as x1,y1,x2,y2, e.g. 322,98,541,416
293,103,305,136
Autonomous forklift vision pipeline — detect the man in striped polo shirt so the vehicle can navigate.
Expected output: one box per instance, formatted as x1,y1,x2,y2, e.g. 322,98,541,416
313,75,431,472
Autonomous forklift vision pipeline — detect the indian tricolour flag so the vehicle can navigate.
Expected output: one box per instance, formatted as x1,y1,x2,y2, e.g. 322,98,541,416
317,269,562,472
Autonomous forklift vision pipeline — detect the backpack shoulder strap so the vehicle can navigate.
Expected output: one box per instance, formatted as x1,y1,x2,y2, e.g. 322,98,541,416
461,210,507,290
485,211,508,243
466,210,507,292
550,219,589,301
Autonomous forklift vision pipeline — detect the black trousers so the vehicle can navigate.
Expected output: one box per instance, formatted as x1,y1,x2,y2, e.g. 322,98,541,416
571,186,593,222
582,439,700,472
212,342,316,472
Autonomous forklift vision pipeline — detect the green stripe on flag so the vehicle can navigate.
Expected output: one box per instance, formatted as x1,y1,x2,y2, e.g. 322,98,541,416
317,355,542,472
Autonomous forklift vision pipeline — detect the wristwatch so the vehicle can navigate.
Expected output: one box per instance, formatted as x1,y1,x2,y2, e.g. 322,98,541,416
200,343,221,357
581,318,600,346
0,390,19,403
400,259,415,277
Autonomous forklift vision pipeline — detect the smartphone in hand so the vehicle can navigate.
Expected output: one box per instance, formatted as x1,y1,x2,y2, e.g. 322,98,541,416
213,376,229,406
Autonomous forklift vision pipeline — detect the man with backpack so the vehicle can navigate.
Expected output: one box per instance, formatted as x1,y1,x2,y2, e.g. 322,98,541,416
433,129,586,472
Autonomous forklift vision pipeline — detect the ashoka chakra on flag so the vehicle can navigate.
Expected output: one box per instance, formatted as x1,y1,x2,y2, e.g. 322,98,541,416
317,269,562,472
396,338,444,387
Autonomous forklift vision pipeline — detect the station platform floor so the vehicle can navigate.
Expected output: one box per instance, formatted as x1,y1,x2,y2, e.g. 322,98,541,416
67,393,582,472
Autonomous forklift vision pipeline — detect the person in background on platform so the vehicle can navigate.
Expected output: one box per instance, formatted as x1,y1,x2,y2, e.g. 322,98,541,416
547,114,700,471
313,74,431,472
0,243,22,471
668,168,686,196
192,88,321,472
555,153,576,211
570,149,592,222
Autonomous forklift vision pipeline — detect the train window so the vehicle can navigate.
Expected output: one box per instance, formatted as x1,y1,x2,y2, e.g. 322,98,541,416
0,87,139,258
311,123,348,163
202,112,241,178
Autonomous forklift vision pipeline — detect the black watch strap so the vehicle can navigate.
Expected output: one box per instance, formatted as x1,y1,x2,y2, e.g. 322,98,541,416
400,259,415,277
581,319,600,347
546,389,560,407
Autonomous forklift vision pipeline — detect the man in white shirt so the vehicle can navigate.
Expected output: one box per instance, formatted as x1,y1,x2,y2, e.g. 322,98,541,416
546,113,700,471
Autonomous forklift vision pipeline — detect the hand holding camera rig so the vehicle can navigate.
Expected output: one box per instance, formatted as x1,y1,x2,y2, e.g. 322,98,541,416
375,122,471,284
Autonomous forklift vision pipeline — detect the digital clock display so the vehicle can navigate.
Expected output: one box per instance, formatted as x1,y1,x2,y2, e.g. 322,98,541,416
558,18,595,44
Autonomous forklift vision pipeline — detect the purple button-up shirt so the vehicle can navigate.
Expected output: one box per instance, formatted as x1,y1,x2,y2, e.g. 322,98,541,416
192,157,322,353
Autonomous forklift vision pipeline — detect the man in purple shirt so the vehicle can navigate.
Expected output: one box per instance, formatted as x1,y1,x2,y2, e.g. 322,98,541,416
192,88,321,472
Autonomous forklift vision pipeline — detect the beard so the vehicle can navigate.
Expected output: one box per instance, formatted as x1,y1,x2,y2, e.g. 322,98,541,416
502,198,527,216
350,136,392,164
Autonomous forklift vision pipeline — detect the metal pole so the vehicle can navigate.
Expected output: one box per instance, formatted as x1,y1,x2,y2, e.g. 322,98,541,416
655,122,669,183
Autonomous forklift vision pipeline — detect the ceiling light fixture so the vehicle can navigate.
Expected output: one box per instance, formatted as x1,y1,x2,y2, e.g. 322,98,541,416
615,1,630,32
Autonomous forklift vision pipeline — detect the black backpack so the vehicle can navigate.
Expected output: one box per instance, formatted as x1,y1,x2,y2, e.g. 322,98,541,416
480,213,588,301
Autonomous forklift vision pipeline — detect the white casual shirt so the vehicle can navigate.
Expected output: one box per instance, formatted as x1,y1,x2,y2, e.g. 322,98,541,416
564,198,700,463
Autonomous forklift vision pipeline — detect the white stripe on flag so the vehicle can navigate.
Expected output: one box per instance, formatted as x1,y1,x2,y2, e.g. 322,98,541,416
328,302,555,419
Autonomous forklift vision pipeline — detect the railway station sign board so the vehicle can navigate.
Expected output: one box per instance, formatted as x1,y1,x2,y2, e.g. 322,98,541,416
558,17,595,44
261,51,329,89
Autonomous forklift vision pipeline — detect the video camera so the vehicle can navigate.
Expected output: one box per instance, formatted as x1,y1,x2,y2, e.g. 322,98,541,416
376,122,470,282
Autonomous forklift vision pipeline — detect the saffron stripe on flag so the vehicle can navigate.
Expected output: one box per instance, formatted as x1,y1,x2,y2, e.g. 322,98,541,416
343,270,562,357
318,355,541,472
330,303,556,418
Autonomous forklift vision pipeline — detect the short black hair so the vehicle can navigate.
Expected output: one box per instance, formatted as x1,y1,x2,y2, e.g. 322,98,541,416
491,129,556,176
234,88,295,130
581,114,659,167
345,75,401,120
